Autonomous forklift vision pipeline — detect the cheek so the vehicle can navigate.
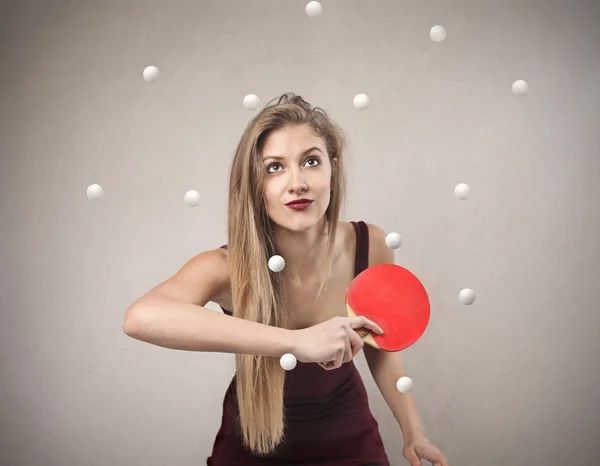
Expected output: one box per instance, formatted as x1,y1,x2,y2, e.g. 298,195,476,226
262,183,278,206
316,174,332,192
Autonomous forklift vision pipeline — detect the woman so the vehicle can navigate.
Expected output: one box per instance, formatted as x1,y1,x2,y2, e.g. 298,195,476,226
124,93,448,466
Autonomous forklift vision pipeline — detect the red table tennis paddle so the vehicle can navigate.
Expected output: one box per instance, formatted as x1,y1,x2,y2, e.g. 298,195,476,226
346,263,431,352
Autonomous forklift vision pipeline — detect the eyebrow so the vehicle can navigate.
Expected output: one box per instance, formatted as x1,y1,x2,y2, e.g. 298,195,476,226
262,146,323,161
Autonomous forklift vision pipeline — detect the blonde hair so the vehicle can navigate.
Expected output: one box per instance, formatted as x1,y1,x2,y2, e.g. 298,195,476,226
226,92,348,455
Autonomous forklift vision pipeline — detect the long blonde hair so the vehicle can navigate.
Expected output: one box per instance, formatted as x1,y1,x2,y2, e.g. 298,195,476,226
226,92,348,455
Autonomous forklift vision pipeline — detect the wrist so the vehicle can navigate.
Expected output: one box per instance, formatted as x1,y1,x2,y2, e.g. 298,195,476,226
402,426,427,442
283,328,298,356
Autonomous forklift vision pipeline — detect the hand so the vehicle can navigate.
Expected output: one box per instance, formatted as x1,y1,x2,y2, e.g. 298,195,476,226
402,433,449,466
290,316,384,370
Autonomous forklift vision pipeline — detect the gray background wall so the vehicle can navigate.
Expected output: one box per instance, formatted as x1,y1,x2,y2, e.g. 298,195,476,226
1,0,599,465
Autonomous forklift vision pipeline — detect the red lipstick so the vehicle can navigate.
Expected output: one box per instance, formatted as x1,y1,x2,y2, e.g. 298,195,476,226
285,199,313,210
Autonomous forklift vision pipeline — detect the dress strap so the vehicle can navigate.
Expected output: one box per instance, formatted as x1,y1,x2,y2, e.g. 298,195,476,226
351,221,369,277
219,222,369,279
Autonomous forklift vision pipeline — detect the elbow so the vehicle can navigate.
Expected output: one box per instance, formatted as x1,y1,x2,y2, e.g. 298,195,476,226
123,316,137,337
123,303,144,337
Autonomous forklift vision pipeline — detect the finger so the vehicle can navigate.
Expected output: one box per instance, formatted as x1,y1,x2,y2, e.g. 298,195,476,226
347,326,364,358
320,360,335,371
404,452,421,466
342,328,353,363
429,448,447,466
439,453,449,466
350,316,384,335
331,345,344,369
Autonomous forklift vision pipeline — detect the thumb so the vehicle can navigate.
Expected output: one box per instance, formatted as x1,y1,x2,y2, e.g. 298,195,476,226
406,454,422,466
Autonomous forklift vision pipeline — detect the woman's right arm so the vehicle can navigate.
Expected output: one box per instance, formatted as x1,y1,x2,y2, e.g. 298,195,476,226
122,249,294,358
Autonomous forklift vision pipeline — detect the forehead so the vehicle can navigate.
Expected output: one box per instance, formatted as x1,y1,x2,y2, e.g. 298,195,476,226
261,125,326,159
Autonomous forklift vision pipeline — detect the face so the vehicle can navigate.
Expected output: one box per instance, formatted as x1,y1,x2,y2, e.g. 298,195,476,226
261,125,335,232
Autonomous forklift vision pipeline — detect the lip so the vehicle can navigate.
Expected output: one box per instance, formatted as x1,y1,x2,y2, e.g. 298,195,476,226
285,199,313,206
285,199,313,210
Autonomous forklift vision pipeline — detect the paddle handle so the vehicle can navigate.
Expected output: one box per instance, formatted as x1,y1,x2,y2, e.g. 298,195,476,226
356,327,381,350
356,328,369,338
347,305,381,350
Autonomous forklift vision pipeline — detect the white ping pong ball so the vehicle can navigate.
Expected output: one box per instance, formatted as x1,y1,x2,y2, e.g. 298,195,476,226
353,94,370,110
454,183,470,200
184,190,201,207
385,232,402,249
143,66,159,83
86,184,104,201
268,255,286,272
280,353,297,371
459,288,476,305
396,376,414,394
305,1,323,17
243,94,260,110
512,80,529,96
430,25,447,42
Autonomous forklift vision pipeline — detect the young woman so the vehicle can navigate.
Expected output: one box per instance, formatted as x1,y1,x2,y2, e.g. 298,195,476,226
124,93,448,466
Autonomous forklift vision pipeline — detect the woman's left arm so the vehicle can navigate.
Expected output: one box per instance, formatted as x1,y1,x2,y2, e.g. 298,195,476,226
364,223,449,465
363,346,426,438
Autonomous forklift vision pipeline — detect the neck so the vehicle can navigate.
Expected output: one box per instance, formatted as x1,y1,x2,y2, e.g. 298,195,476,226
272,217,331,284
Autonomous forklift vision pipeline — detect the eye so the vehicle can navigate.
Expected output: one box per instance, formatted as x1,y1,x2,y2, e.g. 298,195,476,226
266,156,320,174
266,162,282,173
306,157,320,167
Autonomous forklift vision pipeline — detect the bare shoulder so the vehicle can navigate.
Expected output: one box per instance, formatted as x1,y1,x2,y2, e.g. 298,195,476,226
336,221,358,258
334,221,392,266
141,247,231,308
365,222,395,266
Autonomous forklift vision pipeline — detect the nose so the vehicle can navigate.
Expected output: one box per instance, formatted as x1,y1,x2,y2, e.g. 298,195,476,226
288,168,308,194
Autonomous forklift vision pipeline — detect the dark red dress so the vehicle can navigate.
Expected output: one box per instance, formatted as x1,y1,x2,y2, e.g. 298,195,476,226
206,221,390,466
